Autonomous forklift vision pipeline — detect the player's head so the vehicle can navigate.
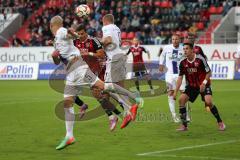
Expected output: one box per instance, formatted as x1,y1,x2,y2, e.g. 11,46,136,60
132,38,139,47
50,15,63,35
171,34,180,48
76,24,88,42
185,32,195,44
183,42,194,57
102,14,114,26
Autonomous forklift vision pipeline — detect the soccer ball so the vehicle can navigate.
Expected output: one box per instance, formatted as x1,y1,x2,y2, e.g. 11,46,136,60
75,4,90,18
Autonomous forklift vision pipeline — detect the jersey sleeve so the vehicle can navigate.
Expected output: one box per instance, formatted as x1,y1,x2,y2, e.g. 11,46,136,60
159,47,166,65
92,38,103,50
199,56,211,73
179,61,185,76
102,26,112,38
126,47,132,55
142,47,149,53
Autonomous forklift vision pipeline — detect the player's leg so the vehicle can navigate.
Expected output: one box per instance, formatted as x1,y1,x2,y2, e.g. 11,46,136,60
145,73,154,95
92,87,120,131
56,95,76,150
202,86,226,131
168,90,179,122
177,93,189,131
177,85,199,131
180,77,191,122
74,96,88,119
166,76,179,122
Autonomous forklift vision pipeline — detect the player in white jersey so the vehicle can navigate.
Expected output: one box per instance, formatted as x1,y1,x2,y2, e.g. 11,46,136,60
101,14,140,129
49,16,143,150
159,34,185,123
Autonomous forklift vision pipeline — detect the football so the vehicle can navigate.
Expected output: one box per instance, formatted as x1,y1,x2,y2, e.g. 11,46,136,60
75,4,90,18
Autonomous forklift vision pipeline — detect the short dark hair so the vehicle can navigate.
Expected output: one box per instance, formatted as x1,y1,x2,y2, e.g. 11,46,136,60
76,24,86,32
183,42,194,49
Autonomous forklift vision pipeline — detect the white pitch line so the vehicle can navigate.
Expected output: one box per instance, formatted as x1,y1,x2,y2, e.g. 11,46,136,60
149,154,240,160
137,139,239,156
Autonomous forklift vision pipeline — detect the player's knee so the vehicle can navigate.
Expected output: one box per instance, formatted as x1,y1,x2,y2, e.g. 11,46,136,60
205,101,213,107
168,91,174,96
64,98,74,107
179,96,187,106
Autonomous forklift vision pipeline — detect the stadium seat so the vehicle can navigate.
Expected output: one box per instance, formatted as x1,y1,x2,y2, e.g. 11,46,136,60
154,1,161,7
209,5,217,14
196,22,204,30
127,32,135,39
160,1,169,8
121,32,127,39
217,6,223,14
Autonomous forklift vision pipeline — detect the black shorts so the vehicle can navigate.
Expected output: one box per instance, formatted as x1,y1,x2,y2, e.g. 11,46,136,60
133,63,148,78
184,85,212,103
134,70,148,77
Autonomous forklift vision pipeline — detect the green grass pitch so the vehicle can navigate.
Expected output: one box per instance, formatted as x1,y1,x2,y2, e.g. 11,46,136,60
0,80,240,160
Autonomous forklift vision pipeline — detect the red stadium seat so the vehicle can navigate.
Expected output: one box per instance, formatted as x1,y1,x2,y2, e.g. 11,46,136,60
121,32,127,39
161,1,169,8
196,22,204,30
217,6,223,14
127,32,135,39
154,1,161,7
209,5,217,14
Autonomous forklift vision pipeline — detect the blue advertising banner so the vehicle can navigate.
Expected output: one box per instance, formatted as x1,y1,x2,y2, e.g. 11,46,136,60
38,63,66,80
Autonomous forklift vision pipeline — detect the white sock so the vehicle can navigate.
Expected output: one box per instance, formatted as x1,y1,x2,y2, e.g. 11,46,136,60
168,96,176,117
64,107,75,138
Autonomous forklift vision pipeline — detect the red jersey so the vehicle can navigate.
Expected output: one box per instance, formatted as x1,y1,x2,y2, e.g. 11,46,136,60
179,54,211,88
73,36,106,80
194,45,207,60
127,46,148,64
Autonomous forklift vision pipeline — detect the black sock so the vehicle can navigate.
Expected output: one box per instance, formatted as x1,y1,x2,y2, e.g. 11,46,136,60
75,96,84,106
99,98,114,117
147,80,153,89
210,105,222,123
135,80,140,91
179,106,187,127
113,108,121,115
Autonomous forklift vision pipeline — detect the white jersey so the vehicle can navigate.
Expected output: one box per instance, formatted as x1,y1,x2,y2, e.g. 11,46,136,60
54,27,80,63
159,44,184,77
102,24,123,59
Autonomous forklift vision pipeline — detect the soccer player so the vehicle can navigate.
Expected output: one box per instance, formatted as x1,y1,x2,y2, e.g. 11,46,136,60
73,24,122,131
159,34,185,123
49,15,143,150
101,14,140,128
185,33,208,60
173,42,226,131
126,38,154,95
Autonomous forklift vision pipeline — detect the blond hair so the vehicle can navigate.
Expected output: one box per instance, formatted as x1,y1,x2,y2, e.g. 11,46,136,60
50,15,63,26
103,14,114,23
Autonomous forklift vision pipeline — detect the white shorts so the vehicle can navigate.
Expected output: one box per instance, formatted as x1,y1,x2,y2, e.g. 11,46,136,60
104,54,126,83
165,74,186,91
64,62,99,98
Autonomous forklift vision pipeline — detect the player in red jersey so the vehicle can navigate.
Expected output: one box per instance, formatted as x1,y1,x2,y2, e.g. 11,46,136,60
126,38,154,95
73,24,122,131
173,42,226,131
185,33,208,60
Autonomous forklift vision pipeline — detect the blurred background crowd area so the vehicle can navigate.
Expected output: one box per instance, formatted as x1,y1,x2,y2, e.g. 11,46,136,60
0,0,237,46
